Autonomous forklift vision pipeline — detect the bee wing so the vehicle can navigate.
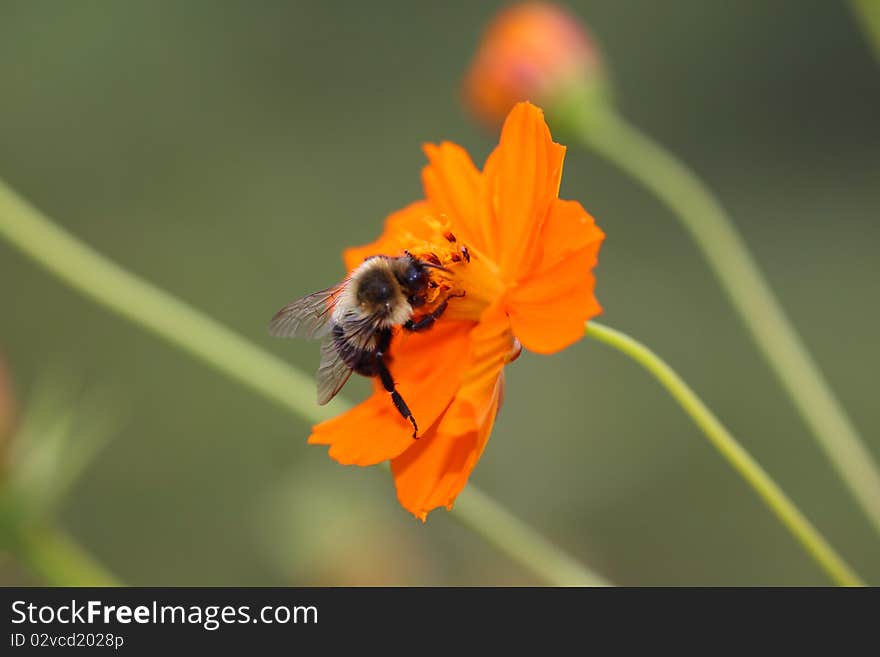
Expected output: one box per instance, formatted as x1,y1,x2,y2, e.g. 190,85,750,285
315,312,380,405
316,336,355,405
268,283,346,339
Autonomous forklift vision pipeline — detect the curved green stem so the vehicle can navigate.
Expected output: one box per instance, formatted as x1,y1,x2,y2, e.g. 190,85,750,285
851,0,880,63
11,523,121,587
586,321,864,587
448,484,610,586
0,178,609,587
573,108,880,541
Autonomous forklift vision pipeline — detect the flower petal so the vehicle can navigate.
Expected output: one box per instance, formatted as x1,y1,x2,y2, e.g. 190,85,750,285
391,308,511,519
506,198,604,354
534,199,604,271
308,319,473,465
421,142,489,254
390,384,503,521
482,102,566,278
507,257,602,355
343,201,437,272
309,394,409,465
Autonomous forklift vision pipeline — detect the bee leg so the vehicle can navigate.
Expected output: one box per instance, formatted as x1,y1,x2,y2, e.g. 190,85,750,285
377,360,418,438
391,390,418,438
403,292,464,332
375,329,419,438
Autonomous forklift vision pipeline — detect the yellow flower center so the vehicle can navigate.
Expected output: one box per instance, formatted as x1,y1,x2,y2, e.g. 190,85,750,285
401,215,506,324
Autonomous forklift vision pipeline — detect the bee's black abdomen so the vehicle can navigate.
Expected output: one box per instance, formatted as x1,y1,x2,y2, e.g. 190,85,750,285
332,323,379,376
354,353,380,377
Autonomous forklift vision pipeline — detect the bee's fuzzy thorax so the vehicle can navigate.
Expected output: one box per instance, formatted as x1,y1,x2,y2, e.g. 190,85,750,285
340,257,413,327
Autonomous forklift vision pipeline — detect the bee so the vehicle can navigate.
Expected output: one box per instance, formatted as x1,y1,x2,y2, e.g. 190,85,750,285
269,252,460,438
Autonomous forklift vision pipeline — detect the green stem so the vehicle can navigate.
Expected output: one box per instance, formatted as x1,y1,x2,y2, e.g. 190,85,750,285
586,321,864,587
11,523,121,586
851,0,880,63
0,178,608,587
448,484,610,586
574,108,880,542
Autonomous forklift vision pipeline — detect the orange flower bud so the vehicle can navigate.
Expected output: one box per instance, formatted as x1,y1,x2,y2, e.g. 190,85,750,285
464,2,605,126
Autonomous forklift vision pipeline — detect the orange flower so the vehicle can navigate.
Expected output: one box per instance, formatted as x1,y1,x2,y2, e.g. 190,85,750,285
464,2,603,127
309,102,604,520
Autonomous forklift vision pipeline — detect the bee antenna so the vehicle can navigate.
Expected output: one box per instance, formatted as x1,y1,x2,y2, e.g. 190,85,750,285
420,261,452,274
402,250,451,273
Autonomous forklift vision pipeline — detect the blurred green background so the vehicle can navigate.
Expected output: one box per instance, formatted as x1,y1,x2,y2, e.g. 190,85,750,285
1,1,878,585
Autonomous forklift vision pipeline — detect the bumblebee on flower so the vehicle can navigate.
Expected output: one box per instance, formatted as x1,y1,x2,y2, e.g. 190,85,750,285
271,102,604,520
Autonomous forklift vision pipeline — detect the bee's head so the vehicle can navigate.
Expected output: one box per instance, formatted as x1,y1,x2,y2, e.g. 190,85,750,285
393,252,449,304
397,257,430,292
